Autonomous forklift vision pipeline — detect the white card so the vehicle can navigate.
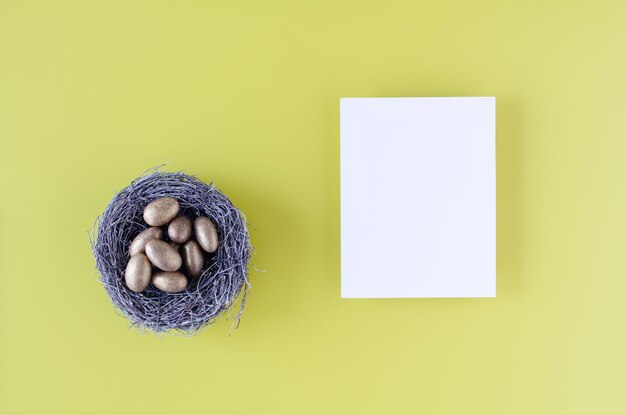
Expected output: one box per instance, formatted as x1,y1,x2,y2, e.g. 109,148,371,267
340,97,496,298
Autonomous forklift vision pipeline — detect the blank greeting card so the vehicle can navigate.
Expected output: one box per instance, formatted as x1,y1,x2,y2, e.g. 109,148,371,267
340,97,496,298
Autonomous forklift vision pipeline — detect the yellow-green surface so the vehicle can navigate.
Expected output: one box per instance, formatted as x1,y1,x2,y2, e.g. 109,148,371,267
1,1,625,414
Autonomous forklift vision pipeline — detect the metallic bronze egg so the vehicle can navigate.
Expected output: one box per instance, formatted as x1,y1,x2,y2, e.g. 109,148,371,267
151,271,188,293
182,240,204,277
124,253,152,292
129,227,163,257
143,197,180,227
168,216,192,244
145,239,182,271
194,216,218,253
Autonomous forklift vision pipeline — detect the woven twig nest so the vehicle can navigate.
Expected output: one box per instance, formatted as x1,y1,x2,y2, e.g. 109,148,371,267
91,168,251,334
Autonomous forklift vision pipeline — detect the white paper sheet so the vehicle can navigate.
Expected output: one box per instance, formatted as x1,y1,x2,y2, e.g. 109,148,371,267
340,97,496,298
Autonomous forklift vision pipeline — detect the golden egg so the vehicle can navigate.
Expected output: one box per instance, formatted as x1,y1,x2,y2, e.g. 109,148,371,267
182,240,204,277
145,239,182,271
168,216,192,244
194,216,218,253
143,197,180,226
124,253,152,292
151,271,188,293
128,227,163,257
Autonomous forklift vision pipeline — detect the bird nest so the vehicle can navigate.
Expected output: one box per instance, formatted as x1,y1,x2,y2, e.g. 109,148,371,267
90,168,252,334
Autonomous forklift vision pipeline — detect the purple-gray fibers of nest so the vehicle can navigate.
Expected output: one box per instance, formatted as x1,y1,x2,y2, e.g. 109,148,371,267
90,169,251,334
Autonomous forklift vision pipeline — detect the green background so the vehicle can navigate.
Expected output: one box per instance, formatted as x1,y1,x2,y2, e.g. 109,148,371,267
1,0,625,414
